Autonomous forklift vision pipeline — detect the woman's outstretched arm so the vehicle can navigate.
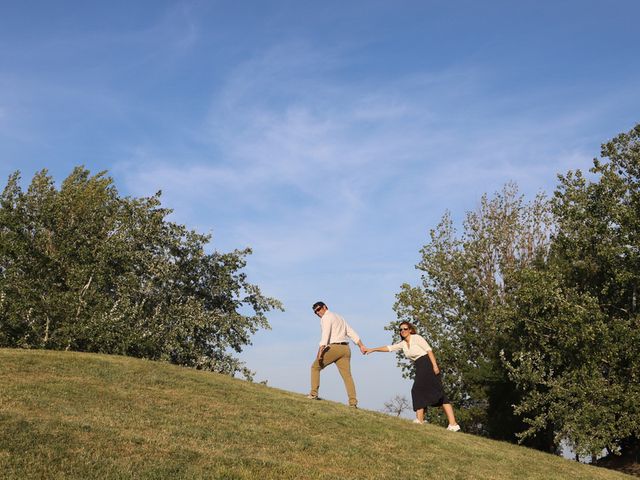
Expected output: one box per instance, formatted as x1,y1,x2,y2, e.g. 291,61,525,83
364,346,390,355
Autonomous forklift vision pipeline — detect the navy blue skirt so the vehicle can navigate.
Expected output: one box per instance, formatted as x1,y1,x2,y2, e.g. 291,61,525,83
411,354,449,411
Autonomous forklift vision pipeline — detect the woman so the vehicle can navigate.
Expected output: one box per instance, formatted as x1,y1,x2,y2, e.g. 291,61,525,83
365,322,460,430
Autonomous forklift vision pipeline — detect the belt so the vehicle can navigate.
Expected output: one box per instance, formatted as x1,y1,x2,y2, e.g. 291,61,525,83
330,342,349,345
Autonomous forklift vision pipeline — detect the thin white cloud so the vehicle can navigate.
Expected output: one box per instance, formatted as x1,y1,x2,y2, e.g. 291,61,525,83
118,41,616,272
3,3,201,66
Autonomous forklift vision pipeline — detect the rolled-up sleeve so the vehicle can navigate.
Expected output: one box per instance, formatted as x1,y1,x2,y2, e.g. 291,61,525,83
387,342,403,352
413,335,432,353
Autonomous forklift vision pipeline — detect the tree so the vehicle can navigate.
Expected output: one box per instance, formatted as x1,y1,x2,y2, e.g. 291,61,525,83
0,167,283,379
392,125,640,467
382,395,411,417
393,183,557,449
502,124,640,459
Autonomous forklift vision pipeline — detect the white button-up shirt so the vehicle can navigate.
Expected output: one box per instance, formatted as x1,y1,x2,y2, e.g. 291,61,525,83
387,334,432,361
318,309,361,346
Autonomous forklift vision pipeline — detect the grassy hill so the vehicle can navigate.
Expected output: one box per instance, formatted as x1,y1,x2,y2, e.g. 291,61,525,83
0,349,633,480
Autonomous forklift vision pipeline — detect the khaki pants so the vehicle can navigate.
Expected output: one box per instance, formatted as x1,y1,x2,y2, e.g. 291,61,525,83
310,344,357,406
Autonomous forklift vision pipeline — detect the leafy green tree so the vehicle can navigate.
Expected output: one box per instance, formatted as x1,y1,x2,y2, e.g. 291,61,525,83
393,183,556,450
0,167,282,379
502,124,640,459
392,125,640,464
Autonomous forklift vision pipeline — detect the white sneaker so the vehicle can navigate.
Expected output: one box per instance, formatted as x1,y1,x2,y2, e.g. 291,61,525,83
306,395,320,400
412,419,424,424
447,424,460,432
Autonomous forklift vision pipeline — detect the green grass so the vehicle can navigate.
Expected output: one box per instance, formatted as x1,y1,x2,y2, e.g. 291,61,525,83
0,349,633,480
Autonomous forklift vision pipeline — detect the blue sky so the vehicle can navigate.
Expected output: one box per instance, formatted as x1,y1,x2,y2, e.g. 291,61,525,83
1,1,639,413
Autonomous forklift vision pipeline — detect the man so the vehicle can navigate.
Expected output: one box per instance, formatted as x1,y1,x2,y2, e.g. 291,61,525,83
309,301,366,408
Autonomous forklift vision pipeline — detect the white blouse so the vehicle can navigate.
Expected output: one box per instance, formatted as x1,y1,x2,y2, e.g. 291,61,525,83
387,334,432,362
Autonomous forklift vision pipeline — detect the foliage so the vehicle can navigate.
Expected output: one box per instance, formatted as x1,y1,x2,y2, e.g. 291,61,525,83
395,124,640,461
502,124,640,457
0,167,282,378
393,183,555,448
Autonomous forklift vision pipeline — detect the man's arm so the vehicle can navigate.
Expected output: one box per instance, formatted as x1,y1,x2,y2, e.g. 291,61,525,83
345,323,367,353
318,314,331,347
